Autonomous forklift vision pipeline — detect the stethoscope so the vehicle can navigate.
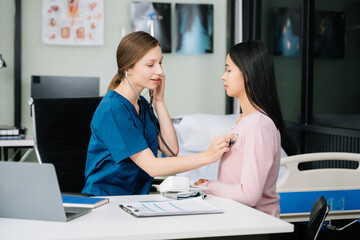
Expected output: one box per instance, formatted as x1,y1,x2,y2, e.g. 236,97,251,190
125,71,177,157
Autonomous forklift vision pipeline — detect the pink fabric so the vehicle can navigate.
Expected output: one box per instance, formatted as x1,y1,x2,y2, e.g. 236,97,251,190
201,111,281,217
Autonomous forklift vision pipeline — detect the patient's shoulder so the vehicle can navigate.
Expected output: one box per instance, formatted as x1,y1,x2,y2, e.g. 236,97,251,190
234,111,277,134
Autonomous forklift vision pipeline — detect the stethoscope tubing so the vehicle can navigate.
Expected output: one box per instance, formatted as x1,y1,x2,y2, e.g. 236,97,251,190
125,72,177,157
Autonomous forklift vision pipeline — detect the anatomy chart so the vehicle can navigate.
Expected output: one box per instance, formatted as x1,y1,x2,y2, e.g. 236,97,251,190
43,0,104,46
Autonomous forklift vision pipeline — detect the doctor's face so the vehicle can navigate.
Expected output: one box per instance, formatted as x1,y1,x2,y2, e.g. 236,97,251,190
222,54,245,99
127,45,163,91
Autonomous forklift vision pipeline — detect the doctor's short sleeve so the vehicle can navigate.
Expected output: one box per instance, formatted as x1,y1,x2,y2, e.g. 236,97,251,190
94,99,149,164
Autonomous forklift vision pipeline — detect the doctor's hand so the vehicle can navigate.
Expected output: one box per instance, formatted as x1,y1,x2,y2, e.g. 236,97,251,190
153,73,166,103
205,134,235,164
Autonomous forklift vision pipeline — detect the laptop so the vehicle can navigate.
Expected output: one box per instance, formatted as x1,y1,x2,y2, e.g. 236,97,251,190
0,162,91,222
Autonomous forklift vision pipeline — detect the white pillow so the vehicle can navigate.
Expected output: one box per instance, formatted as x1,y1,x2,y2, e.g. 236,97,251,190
174,113,239,152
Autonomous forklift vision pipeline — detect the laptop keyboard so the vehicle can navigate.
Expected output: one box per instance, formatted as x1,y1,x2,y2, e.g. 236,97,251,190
65,212,77,218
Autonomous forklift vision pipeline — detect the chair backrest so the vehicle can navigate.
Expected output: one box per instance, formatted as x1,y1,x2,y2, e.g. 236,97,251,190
30,97,102,193
307,196,330,240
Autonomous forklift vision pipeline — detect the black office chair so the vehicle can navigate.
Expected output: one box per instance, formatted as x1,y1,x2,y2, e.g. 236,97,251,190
307,196,360,240
29,97,102,194
307,196,330,240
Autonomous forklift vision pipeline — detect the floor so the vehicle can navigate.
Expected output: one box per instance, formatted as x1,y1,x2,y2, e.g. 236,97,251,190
269,220,360,240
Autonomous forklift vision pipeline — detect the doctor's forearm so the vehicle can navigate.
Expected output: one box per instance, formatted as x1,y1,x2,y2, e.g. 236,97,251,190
131,148,211,177
131,135,231,177
148,152,210,177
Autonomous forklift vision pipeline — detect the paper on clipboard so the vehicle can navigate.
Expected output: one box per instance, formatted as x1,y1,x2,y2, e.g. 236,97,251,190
119,197,223,217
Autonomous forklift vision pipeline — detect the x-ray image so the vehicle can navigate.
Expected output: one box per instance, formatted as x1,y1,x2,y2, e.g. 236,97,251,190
314,11,345,58
272,8,301,57
131,2,171,53
272,8,345,58
175,4,213,54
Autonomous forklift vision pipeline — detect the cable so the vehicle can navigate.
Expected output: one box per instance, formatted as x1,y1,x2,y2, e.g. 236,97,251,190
148,110,177,157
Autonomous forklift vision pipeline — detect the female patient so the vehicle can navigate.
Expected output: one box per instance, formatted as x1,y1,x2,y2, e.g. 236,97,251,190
195,40,284,217
82,31,233,196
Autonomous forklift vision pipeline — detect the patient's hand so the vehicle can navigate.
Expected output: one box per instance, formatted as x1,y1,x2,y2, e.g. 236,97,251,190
194,179,209,186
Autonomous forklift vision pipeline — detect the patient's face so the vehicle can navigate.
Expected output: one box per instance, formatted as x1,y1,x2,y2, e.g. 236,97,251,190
222,54,245,98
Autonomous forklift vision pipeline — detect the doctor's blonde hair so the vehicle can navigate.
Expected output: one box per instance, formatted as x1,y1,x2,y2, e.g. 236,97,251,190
107,31,160,91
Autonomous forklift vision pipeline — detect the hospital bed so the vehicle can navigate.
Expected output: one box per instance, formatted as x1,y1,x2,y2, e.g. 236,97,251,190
277,152,360,222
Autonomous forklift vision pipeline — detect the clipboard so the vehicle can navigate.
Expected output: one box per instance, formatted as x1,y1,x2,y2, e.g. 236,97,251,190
119,197,223,217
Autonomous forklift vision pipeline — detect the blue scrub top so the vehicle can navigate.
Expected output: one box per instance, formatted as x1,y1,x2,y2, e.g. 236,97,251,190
82,90,159,196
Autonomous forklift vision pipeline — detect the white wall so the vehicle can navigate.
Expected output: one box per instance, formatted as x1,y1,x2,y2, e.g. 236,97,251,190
0,0,228,134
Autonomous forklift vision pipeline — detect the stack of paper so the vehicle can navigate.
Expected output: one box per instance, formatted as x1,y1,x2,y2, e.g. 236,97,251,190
119,197,223,217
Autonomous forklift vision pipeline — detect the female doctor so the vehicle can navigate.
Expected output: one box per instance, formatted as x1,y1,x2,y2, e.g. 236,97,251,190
82,31,234,196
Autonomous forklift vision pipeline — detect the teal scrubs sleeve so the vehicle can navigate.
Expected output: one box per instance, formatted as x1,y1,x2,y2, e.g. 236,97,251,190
82,90,159,196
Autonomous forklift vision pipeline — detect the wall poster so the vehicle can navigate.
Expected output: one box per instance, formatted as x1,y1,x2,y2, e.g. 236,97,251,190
42,0,104,46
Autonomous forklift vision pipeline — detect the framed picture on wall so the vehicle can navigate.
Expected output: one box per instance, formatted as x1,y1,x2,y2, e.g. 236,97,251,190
175,4,214,54
42,0,104,46
272,8,345,58
272,8,301,57
314,11,345,58
131,1,171,53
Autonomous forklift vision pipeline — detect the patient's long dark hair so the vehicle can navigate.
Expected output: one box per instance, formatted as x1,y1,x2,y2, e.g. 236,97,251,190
228,40,284,133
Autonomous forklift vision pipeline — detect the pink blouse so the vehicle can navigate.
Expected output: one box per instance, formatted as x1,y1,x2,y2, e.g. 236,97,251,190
202,111,281,217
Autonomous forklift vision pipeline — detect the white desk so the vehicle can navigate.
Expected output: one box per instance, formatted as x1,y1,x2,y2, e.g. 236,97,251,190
0,138,34,161
0,194,293,240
